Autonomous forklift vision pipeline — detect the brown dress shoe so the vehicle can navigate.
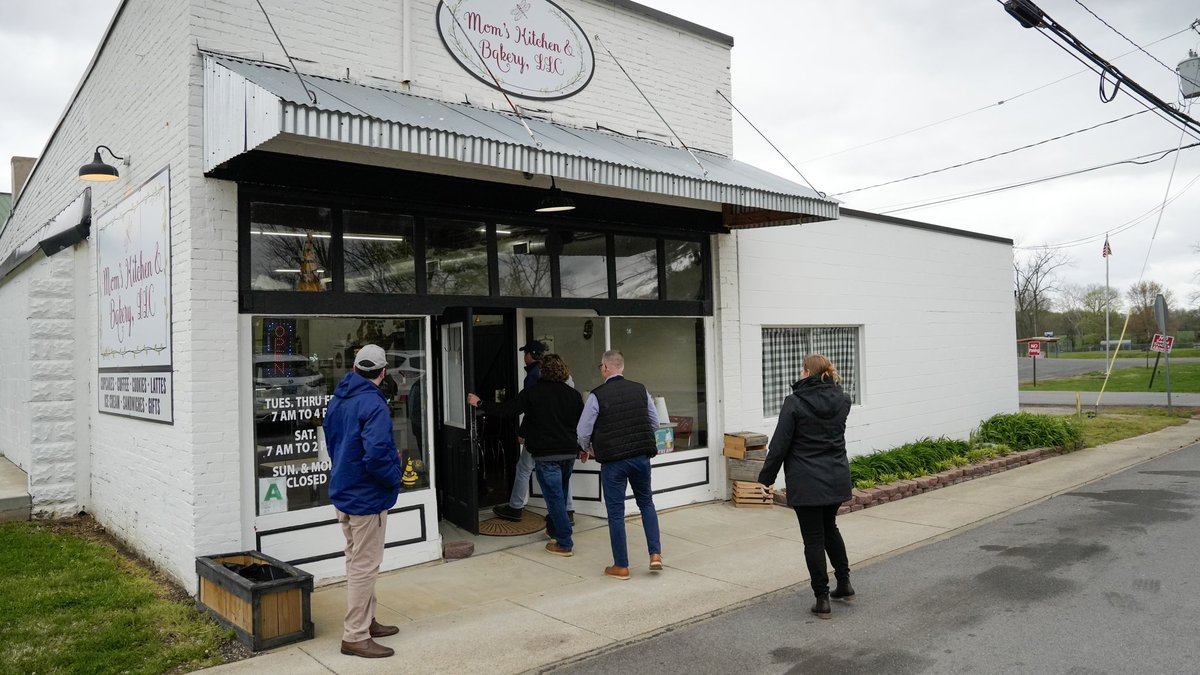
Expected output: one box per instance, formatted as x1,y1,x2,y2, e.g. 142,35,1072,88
341,638,394,658
545,542,574,557
649,554,664,571
370,619,399,637
604,565,631,580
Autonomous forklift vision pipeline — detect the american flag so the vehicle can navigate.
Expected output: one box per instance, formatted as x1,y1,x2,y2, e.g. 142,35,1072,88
1102,237,1112,258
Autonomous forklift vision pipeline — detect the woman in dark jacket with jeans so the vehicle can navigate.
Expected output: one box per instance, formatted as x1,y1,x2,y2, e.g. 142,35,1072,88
758,354,854,619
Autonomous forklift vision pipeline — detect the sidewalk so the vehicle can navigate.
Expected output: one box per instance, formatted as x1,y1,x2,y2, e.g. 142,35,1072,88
1019,391,1200,407
202,420,1200,675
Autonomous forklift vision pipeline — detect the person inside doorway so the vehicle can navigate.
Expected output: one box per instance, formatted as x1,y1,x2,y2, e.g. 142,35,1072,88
469,353,584,556
490,340,576,524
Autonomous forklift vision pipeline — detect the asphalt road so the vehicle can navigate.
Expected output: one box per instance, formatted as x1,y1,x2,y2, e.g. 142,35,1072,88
1016,355,1200,384
549,443,1200,675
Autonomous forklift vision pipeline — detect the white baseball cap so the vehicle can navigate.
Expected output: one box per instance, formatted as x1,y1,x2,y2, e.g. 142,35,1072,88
353,344,387,370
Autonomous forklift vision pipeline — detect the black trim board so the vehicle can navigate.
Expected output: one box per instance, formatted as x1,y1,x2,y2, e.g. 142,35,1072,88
256,503,427,566
839,208,1013,245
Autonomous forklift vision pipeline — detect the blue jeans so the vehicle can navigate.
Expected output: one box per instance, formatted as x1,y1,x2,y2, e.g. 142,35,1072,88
600,455,661,568
511,446,574,511
534,459,574,550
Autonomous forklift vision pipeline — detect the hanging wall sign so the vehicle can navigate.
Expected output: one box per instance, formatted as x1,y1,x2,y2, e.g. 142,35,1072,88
96,167,173,424
436,0,595,101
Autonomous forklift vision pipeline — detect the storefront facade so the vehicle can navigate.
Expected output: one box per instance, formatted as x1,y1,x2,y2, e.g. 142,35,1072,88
0,0,1015,590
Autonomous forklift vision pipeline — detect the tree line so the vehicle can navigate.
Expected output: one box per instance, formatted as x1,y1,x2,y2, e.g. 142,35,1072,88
1014,249,1200,351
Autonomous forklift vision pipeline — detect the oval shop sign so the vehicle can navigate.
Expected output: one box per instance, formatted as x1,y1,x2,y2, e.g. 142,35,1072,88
436,0,595,101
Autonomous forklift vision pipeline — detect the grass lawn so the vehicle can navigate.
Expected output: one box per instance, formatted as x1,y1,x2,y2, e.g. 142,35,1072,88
1020,362,1200,392
1056,348,1200,359
0,517,245,674
1072,407,1196,447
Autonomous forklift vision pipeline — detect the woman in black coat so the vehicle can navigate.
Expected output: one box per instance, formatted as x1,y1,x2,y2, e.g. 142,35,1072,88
758,354,854,619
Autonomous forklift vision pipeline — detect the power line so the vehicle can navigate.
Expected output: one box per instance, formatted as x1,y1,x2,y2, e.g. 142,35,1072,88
872,141,1200,214
829,110,1149,197
1071,0,1188,84
797,25,1193,165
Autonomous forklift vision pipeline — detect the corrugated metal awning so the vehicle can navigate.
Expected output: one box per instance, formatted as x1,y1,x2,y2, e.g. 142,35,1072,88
202,53,837,227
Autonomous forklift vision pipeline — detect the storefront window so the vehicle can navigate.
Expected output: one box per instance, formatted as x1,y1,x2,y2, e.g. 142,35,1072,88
249,203,332,292
559,231,608,299
614,235,658,300
253,317,429,516
497,225,552,297
665,239,703,301
526,316,606,396
427,218,489,295
609,317,707,449
344,211,416,293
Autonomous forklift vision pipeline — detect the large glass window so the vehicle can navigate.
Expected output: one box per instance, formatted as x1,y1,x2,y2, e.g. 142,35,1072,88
344,211,416,293
497,225,552,297
253,317,429,516
665,239,703,301
426,218,489,295
761,326,860,416
608,317,707,449
614,235,658,300
526,316,606,395
559,231,609,299
249,203,332,292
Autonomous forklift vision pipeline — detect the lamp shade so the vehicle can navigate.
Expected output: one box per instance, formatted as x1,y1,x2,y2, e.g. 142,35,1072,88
79,148,120,182
535,178,575,212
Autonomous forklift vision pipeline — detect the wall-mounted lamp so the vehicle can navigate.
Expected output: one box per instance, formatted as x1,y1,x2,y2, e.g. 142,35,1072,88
78,145,125,182
535,177,575,213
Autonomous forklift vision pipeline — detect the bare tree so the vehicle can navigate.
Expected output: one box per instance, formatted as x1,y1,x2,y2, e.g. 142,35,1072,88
1014,249,1072,339
1126,281,1176,343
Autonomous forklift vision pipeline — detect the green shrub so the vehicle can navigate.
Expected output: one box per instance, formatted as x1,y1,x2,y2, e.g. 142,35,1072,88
975,412,1083,451
877,473,900,485
854,479,877,490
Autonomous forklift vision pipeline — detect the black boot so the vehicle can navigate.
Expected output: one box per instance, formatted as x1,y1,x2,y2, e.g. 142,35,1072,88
831,579,855,601
811,594,831,619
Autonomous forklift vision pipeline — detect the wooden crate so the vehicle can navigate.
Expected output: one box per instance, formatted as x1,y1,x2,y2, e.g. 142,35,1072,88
196,551,314,652
723,432,768,459
726,457,765,482
731,480,774,508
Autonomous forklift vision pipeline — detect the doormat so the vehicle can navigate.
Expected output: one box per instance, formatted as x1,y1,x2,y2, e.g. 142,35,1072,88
478,510,546,537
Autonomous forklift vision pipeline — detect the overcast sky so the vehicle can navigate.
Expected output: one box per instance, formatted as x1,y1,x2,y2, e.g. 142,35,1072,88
3,0,1197,308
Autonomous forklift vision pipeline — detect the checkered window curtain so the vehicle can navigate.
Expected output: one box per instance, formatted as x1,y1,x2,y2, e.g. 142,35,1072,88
761,327,859,415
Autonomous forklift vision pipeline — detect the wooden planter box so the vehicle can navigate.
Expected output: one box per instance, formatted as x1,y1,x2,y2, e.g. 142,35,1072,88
196,551,314,652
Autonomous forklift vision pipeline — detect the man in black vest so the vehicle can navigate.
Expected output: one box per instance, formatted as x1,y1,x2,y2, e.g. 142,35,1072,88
577,350,663,580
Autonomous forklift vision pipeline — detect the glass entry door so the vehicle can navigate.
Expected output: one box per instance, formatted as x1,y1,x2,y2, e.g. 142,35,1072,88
434,308,478,534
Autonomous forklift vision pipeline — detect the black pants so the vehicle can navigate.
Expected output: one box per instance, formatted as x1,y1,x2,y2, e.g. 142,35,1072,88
793,504,850,598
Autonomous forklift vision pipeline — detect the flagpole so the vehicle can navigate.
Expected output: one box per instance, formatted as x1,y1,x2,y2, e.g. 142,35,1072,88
1104,233,1110,374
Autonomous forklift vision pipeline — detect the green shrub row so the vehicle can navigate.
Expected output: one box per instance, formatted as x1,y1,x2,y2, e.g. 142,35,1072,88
847,412,1081,490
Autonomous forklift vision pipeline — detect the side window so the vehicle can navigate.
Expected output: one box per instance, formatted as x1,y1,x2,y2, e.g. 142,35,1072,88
761,327,860,416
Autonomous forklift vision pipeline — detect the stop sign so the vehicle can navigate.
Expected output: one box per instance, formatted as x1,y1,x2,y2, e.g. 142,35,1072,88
1027,341,1041,357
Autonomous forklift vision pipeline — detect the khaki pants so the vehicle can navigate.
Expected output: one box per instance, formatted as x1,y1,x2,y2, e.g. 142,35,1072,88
337,509,388,642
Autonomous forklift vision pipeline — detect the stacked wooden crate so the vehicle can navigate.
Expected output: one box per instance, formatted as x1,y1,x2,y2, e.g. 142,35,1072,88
724,432,772,508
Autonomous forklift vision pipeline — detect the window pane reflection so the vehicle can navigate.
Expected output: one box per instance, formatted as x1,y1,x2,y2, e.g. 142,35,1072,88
614,235,658,300
249,203,332,292
345,211,416,293
498,225,552,297
610,317,707,449
426,218,489,295
252,316,430,516
665,239,703,301
559,232,608,299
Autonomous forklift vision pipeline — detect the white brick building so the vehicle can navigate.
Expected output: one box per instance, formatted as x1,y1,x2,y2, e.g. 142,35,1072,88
0,0,1014,591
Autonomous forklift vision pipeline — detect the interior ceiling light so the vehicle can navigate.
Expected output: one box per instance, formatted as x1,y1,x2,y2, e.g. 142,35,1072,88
535,177,576,213
78,145,124,182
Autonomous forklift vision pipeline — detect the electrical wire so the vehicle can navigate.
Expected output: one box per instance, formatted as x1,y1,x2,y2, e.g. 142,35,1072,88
1072,0,1188,83
829,110,1149,197
797,25,1193,165
871,141,1200,214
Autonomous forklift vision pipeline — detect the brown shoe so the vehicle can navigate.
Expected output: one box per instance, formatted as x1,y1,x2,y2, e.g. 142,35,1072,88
341,638,394,658
604,565,631,580
545,542,574,557
369,619,399,638
649,554,664,571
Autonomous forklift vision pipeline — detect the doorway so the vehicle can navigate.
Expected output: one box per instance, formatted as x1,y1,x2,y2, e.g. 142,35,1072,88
433,308,519,535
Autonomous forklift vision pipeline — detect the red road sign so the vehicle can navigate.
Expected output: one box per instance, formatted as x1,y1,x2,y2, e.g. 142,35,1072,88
1027,341,1041,357
1151,334,1175,353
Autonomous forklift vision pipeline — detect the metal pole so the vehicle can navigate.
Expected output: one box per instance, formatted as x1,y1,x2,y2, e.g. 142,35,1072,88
1165,346,1173,414
1104,243,1110,373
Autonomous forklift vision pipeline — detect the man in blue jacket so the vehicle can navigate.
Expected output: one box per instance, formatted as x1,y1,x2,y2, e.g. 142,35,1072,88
323,344,402,659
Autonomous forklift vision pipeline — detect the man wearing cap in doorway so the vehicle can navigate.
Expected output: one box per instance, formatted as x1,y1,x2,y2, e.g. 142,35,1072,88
491,340,576,524
323,344,403,659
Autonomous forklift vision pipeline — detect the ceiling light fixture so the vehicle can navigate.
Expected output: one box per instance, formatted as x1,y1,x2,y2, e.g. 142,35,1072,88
535,177,575,213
